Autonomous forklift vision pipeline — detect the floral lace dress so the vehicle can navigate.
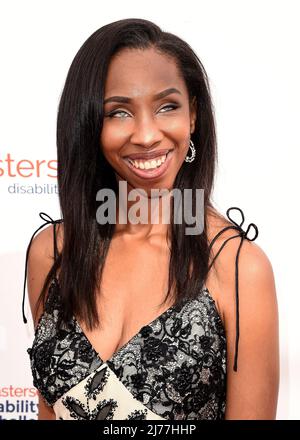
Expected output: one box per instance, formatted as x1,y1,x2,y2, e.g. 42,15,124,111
23,207,258,420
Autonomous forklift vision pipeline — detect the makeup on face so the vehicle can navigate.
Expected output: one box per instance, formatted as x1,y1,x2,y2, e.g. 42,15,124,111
100,48,196,187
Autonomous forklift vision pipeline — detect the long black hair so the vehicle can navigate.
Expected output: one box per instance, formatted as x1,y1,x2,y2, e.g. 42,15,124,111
36,18,223,329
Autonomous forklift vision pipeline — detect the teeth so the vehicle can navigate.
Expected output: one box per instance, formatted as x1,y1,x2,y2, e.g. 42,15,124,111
136,160,144,169
128,154,167,170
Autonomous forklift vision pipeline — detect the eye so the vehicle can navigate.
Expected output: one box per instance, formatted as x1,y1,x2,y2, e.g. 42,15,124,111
104,103,179,119
159,104,179,113
105,110,130,119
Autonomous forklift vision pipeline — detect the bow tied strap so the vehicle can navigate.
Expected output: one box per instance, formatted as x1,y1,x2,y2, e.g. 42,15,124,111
22,213,63,324
208,207,259,372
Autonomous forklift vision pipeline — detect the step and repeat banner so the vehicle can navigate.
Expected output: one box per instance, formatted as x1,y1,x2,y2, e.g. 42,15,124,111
0,154,59,420
1,0,299,420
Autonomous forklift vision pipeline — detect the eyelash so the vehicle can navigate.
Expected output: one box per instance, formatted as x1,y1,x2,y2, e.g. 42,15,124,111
105,104,179,118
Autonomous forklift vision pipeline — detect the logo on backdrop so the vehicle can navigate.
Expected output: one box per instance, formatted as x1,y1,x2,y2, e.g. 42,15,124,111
0,386,38,420
0,153,58,195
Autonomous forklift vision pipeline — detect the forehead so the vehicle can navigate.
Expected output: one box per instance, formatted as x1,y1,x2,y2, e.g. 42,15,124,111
104,48,188,99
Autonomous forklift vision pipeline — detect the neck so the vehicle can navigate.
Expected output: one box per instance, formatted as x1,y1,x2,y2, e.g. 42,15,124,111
114,180,173,240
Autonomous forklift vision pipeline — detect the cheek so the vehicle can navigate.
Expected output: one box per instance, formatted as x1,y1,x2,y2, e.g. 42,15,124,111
164,116,191,147
166,115,188,132
100,123,125,158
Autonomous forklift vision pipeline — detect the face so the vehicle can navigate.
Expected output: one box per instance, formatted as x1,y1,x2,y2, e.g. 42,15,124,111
100,47,197,194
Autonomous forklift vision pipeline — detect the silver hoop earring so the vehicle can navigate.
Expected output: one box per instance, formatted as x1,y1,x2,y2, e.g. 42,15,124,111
184,139,196,163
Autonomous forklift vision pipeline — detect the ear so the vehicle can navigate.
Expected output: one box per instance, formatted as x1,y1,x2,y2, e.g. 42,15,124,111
189,96,197,134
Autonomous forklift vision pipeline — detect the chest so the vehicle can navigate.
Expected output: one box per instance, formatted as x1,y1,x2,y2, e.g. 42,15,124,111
78,235,176,362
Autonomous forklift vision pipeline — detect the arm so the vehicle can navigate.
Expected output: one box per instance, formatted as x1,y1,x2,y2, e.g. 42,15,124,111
27,224,58,420
214,238,279,419
36,391,56,420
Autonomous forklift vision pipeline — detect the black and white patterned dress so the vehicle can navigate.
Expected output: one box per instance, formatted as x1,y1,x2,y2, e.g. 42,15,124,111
23,207,258,420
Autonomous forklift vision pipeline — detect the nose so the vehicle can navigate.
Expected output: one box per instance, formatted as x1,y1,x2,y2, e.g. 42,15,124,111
130,112,164,149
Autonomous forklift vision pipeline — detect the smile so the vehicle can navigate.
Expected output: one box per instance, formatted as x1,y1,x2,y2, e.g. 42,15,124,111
123,150,173,180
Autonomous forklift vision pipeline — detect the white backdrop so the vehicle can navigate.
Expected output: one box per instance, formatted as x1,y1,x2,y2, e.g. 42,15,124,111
0,0,299,420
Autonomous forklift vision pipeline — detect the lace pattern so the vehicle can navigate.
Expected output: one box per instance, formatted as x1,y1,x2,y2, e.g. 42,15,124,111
27,278,226,419
27,278,103,406
106,290,226,419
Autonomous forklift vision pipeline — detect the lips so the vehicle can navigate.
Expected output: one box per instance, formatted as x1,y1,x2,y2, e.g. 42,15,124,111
123,149,173,180
123,148,173,161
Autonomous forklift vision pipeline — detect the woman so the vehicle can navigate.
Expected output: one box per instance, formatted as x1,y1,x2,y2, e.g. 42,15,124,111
22,18,279,420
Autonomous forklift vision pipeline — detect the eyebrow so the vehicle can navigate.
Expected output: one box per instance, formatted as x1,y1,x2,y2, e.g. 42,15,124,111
103,87,182,105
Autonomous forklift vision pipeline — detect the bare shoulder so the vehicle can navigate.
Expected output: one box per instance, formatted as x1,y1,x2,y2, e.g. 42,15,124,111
206,206,277,318
28,221,64,258
27,222,63,279
206,207,279,419
27,222,63,327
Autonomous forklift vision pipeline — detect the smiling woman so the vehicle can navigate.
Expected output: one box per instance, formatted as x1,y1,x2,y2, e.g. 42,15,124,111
23,18,279,420
101,49,195,192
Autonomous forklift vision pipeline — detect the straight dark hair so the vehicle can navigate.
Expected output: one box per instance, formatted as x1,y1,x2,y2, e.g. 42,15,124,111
36,18,223,329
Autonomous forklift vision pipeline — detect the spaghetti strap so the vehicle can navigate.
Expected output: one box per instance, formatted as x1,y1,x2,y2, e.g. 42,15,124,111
208,206,259,372
22,212,63,324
